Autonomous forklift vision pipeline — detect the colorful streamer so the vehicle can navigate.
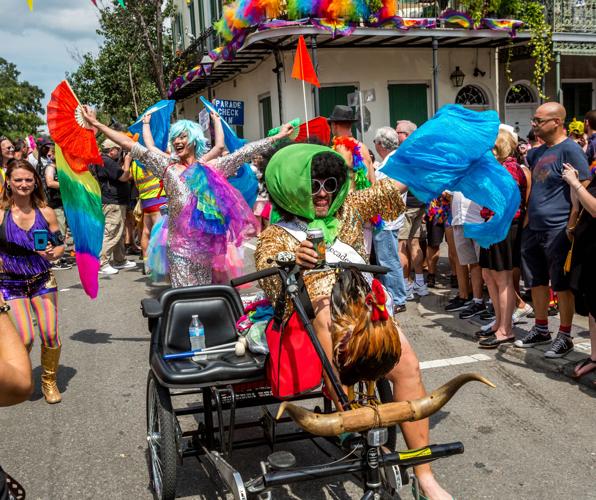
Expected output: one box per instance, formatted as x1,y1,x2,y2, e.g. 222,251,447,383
26,0,33,10
55,146,104,299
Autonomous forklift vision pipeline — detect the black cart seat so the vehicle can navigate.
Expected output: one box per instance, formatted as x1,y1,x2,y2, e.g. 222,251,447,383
142,285,266,389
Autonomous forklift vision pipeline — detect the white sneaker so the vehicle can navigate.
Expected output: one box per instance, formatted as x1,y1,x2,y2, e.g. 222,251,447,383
99,264,119,275
512,303,533,324
113,260,137,270
481,319,496,333
405,282,415,301
413,282,429,297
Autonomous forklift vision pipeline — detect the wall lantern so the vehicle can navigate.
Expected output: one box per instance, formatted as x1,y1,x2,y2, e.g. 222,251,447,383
450,66,465,88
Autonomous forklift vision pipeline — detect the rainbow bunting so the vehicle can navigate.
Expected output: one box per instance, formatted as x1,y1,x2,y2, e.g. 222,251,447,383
481,18,523,34
55,146,104,299
310,18,356,37
440,9,474,29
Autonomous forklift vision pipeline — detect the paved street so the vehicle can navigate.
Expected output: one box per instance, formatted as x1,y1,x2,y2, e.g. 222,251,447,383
1,253,595,500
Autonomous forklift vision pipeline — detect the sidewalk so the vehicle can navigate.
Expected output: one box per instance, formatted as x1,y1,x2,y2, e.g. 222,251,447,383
414,285,595,392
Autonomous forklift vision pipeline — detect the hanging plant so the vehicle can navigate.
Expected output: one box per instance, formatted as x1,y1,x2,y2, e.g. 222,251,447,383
519,0,553,99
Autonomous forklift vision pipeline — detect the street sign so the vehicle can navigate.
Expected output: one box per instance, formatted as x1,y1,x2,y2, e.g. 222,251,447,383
198,108,209,131
362,88,376,103
355,105,371,133
213,99,244,125
347,89,376,107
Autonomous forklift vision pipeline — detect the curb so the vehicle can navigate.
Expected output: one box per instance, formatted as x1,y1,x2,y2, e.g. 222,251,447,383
415,289,596,392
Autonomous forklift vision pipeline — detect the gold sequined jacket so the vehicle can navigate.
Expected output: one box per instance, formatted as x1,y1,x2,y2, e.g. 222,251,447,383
255,178,406,303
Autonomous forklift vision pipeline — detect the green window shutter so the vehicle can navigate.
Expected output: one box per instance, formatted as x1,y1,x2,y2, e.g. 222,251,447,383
388,84,429,128
260,96,273,137
319,85,358,141
189,1,197,37
562,82,592,124
197,0,205,33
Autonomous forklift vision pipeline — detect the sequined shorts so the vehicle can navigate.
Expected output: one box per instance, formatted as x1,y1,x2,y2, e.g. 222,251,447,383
0,271,58,300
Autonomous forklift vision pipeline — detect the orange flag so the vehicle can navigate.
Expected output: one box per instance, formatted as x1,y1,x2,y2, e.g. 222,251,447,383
291,35,320,88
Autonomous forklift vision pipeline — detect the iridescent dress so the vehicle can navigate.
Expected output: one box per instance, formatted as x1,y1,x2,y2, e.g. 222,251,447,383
131,138,277,287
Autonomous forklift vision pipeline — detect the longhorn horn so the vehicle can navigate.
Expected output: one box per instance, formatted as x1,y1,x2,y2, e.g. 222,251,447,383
276,373,495,437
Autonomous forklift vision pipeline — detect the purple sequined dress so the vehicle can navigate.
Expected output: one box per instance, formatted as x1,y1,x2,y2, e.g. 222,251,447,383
0,209,56,300
131,139,275,287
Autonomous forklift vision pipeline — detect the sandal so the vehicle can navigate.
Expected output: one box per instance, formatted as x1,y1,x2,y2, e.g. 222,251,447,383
571,357,596,379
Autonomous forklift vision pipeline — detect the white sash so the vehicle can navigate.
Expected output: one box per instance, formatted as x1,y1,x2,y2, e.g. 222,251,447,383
275,219,394,310
276,220,365,265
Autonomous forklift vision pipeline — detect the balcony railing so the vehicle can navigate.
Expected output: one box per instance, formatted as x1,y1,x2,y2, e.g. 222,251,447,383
172,0,595,74
546,0,596,33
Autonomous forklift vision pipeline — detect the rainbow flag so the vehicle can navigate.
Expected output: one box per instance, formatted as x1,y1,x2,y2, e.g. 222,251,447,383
55,146,104,299
481,18,523,34
440,9,474,29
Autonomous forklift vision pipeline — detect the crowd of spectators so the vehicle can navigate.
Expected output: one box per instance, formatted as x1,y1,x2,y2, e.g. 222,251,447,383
365,104,596,384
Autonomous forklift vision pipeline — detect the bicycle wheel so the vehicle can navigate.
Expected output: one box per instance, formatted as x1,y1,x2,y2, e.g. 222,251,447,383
146,371,178,500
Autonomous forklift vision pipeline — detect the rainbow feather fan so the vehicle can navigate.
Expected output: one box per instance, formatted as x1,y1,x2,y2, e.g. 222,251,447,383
54,146,104,298
48,81,104,299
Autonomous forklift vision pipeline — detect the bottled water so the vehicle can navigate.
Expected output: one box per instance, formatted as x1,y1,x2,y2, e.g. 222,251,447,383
188,315,206,361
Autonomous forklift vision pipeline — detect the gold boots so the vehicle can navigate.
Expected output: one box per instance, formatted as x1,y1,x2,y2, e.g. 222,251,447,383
40,345,62,404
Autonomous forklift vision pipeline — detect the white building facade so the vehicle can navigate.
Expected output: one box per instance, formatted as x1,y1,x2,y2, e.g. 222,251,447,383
170,0,596,142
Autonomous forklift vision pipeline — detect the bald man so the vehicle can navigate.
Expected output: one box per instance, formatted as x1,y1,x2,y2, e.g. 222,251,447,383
515,102,591,358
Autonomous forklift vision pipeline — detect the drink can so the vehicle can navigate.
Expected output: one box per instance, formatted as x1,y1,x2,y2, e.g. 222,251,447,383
306,228,326,266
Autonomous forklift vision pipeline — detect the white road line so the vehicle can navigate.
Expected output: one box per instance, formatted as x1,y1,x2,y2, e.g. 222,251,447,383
420,353,491,370
244,243,256,250
59,288,71,292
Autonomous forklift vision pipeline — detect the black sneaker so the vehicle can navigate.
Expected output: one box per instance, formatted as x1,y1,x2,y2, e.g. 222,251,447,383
459,301,486,319
51,259,73,271
393,304,407,315
427,273,436,288
544,334,574,358
479,303,496,321
513,327,552,348
445,297,469,312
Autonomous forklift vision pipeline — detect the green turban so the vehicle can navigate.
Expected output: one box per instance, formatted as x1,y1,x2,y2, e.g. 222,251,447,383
265,143,350,244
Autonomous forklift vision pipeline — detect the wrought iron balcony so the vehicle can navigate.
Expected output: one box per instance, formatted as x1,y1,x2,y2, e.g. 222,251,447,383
546,0,596,33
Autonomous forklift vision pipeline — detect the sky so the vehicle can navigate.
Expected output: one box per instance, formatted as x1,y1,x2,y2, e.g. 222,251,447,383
0,0,102,113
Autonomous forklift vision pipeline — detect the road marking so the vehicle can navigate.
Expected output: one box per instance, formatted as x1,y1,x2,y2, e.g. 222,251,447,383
59,288,71,292
244,242,256,250
420,353,491,370
575,342,592,354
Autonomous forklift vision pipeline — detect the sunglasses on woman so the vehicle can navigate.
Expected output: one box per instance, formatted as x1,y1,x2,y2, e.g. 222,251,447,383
311,177,338,195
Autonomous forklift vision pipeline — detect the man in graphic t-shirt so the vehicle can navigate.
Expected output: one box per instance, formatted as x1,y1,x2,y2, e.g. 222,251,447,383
516,102,590,358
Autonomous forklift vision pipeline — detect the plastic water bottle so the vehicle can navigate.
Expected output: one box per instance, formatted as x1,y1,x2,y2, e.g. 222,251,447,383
188,315,206,361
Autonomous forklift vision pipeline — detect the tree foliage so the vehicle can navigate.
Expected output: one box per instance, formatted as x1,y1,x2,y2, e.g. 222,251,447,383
68,0,174,125
0,58,44,139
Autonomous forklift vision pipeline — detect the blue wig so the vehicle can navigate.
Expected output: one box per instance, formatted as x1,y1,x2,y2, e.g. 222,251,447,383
169,120,207,157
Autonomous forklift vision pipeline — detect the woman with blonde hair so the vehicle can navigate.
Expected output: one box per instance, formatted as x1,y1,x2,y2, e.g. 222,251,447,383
477,127,531,348
0,159,65,403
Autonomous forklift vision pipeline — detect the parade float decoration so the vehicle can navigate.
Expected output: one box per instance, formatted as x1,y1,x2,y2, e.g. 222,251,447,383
168,0,528,97
47,81,105,299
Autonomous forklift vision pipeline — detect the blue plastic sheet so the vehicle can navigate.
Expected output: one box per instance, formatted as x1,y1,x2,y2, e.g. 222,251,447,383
129,100,176,152
200,96,258,208
380,104,520,248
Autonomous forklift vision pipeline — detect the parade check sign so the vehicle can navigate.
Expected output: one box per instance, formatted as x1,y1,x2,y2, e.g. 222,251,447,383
213,99,244,125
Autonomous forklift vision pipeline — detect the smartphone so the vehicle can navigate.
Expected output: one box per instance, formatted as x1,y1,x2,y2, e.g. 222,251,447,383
33,229,49,251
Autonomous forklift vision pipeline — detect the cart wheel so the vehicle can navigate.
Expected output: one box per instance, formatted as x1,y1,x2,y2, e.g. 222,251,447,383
376,378,397,451
146,372,178,500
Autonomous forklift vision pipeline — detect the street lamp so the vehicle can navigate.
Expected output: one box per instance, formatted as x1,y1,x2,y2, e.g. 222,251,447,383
450,66,465,88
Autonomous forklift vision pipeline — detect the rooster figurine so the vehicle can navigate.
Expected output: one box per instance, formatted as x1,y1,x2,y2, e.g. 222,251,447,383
331,268,402,408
